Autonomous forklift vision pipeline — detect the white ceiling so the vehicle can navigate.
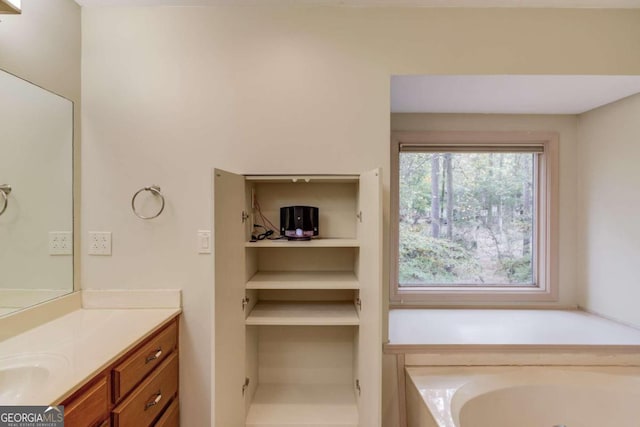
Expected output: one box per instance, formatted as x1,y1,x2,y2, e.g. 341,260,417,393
75,0,640,7
391,75,640,114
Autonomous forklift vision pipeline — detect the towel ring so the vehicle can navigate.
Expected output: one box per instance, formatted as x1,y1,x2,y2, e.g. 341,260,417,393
132,185,165,220
0,184,11,216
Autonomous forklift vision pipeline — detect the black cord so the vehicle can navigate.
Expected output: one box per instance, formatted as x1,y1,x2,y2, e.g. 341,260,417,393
251,224,274,241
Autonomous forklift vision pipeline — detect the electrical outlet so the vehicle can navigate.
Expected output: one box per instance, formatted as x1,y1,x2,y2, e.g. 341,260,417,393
49,232,72,255
89,231,111,255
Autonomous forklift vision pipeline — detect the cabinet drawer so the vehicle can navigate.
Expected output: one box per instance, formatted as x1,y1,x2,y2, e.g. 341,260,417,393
112,352,178,427
64,376,109,427
154,398,179,427
113,321,177,402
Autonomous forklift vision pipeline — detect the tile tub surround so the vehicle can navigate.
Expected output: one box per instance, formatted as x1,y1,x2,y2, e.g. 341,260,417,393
0,308,181,405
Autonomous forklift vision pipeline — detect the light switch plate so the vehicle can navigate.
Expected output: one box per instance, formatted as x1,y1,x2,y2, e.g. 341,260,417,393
89,231,111,255
49,232,72,255
198,230,211,254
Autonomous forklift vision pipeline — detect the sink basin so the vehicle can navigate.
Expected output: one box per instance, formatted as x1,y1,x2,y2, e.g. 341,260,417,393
0,353,68,404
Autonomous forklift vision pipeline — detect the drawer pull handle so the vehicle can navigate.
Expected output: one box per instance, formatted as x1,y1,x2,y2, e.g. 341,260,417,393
145,391,162,410
145,348,163,364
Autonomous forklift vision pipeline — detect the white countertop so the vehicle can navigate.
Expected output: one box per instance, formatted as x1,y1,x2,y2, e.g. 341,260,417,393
388,309,640,346
0,308,181,405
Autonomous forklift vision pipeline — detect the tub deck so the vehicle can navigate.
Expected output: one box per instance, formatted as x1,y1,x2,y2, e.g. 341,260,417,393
385,309,640,427
406,366,640,427
386,309,640,362
387,309,640,349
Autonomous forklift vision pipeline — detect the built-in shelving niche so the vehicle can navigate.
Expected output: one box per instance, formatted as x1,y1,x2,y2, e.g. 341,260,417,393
214,170,381,427
244,325,359,427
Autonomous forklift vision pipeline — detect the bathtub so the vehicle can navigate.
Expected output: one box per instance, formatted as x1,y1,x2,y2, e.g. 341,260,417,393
406,366,640,427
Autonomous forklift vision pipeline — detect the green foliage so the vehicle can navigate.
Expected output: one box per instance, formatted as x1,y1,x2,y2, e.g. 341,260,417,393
398,151,535,286
499,256,533,283
399,224,481,284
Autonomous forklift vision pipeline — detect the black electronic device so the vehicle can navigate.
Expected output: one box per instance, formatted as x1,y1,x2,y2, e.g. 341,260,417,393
280,206,319,240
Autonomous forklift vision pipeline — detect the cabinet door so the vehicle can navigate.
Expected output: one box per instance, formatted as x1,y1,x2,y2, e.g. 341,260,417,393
63,375,109,427
213,169,247,427
357,168,382,427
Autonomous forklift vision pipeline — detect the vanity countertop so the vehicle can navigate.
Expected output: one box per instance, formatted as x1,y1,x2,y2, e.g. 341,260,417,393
0,307,181,405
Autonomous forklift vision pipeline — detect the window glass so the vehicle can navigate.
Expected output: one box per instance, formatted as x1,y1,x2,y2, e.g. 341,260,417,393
398,152,535,287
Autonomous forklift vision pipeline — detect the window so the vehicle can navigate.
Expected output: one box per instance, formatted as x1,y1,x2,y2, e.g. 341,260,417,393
391,131,559,303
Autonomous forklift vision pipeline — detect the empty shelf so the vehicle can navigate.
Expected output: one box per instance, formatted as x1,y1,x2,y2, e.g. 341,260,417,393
245,383,358,427
246,271,359,290
246,302,359,326
245,238,359,248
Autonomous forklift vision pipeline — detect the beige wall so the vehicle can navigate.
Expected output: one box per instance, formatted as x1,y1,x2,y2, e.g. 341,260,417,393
80,6,640,426
578,93,640,328
0,0,82,292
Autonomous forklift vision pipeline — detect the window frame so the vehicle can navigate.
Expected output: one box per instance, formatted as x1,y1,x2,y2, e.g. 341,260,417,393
390,131,559,304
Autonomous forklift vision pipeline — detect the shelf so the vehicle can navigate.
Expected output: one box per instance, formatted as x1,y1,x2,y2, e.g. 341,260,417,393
245,384,358,427
246,271,359,290
245,238,359,248
245,175,359,183
246,302,359,326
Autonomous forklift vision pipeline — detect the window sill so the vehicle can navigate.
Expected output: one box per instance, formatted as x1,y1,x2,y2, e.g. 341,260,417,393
391,285,558,305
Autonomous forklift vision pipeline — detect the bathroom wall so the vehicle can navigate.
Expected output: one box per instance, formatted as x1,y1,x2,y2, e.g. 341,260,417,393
0,0,82,291
578,92,640,328
80,6,640,426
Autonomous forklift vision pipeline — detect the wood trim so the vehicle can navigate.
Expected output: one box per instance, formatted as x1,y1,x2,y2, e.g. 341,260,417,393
400,144,544,153
383,343,640,354
390,134,402,303
392,130,559,145
396,354,407,427
388,303,578,310
403,352,640,367
390,131,560,304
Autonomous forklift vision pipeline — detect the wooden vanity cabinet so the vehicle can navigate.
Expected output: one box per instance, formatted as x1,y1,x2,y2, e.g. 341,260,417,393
63,375,110,427
59,316,179,427
112,321,178,402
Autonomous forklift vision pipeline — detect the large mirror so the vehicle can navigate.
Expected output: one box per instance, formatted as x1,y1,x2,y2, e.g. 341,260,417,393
0,69,73,317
